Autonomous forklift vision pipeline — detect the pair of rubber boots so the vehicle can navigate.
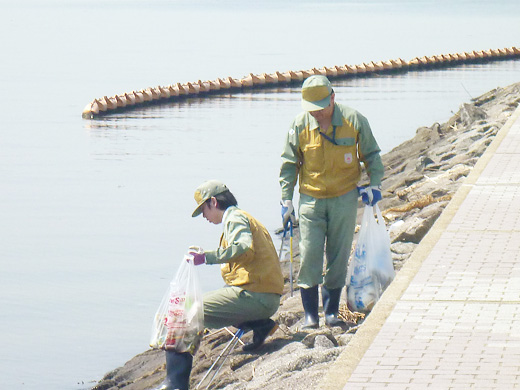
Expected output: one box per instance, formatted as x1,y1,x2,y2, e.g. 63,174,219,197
301,285,345,329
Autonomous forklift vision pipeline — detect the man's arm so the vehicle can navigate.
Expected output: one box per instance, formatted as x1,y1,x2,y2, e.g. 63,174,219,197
356,113,384,186
205,212,252,264
279,125,300,200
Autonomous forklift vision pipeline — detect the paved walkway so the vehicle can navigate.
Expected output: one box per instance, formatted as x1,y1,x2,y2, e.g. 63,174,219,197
320,105,520,390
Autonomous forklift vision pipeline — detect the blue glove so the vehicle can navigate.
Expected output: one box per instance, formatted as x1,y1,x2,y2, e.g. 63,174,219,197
358,186,382,206
281,200,295,229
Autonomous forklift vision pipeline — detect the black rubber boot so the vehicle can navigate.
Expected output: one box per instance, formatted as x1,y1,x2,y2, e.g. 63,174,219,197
242,318,278,352
300,286,319,329
322,286,345,327
155,351,193,390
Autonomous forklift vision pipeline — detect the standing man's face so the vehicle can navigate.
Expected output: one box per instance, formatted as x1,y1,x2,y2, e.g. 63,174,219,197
309,93,335,123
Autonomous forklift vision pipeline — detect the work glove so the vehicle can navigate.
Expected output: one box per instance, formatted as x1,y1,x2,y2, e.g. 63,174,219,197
358,185,382,206
188,246,206,266
281,200,295,229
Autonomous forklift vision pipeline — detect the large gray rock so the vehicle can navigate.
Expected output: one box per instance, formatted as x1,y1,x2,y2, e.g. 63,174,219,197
390,203,445,243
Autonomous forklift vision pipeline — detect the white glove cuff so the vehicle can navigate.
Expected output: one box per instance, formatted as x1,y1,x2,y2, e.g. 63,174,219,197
283,200,294,214
188,245,204,254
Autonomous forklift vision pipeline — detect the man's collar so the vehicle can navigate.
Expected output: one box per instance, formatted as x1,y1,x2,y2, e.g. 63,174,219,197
222,205,237,222
308,115,320,130
331,104,342,126
307,103,340,130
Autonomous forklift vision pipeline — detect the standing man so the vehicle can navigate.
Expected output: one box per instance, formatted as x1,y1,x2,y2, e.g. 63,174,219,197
279,75,384,329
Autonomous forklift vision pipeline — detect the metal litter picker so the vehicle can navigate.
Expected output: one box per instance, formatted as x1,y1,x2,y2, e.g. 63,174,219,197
289,220,294,297
195,327,245,389
278,221,294,297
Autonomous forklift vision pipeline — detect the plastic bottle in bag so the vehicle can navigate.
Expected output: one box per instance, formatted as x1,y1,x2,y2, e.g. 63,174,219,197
347,240,379,312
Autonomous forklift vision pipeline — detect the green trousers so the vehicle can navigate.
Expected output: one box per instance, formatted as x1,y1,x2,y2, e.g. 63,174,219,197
297,189,358,289
203,286,281,329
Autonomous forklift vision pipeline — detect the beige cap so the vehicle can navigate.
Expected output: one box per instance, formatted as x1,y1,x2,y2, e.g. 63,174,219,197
301,75,333,112
192,180,228,217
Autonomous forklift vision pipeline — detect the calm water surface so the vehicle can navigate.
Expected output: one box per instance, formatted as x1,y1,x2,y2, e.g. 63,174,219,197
1,0,520,389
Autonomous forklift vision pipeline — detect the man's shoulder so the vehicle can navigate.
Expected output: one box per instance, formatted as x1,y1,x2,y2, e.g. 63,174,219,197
292,111,311,127
225,207,250,224
335,103,363,119
291,111,320,134
335,103,369,127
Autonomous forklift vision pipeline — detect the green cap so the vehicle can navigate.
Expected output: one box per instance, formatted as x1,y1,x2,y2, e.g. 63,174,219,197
192,180,228,217
301,75,333,112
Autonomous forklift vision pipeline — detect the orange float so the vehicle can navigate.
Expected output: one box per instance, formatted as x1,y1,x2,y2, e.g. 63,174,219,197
82,46,520,118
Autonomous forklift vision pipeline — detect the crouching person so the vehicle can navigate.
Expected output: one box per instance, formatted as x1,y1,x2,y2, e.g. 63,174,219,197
157,180,284,390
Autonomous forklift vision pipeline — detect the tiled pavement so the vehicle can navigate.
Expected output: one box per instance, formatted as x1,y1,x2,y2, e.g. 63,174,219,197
320,106,520,389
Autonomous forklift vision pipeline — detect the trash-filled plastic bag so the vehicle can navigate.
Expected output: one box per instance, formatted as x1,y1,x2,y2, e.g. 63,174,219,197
150,254,204,354
347,204,395,312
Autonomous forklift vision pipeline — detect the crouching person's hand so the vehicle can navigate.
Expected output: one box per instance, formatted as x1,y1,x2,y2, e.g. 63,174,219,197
187,246,206,265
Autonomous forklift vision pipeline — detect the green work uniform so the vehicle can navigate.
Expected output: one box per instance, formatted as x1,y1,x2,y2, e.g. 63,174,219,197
280,103,384,289
203,206,284,329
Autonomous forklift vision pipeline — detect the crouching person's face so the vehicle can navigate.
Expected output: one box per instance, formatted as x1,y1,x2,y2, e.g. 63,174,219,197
201,197,223,225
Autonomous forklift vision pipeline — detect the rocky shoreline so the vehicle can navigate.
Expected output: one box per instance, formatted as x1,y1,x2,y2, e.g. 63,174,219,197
91,81,520,390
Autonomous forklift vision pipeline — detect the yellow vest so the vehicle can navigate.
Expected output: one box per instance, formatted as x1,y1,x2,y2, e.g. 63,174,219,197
280,103,384,200
298,118,361,198
219,210,284,295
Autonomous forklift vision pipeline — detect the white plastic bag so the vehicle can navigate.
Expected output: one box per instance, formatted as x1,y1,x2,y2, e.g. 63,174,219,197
347,204,395,312
150,255,204,354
